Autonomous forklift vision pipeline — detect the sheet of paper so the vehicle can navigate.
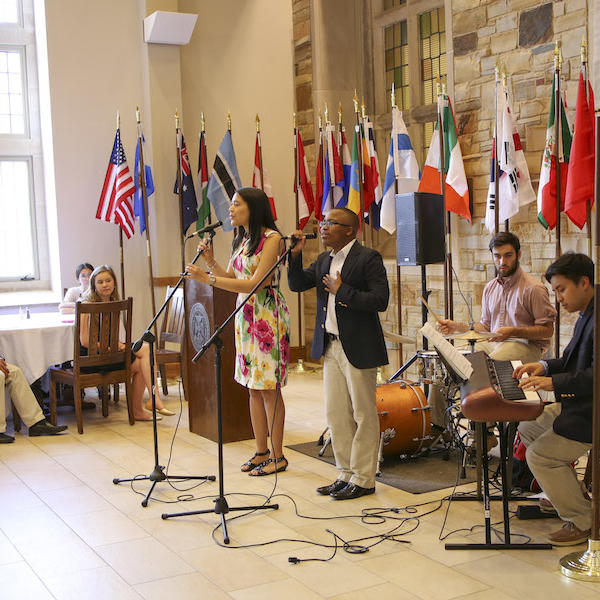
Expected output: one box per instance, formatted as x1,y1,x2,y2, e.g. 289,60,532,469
420,322,474,381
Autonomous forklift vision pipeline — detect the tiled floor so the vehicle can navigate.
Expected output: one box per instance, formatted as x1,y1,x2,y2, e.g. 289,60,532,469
0,372,597,599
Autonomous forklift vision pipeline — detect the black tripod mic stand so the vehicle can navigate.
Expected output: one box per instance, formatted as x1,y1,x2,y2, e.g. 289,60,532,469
161,237,299,542
113,234,217,506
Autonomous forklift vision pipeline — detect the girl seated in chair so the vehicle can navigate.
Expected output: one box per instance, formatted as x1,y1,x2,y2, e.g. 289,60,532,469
81,265,175,421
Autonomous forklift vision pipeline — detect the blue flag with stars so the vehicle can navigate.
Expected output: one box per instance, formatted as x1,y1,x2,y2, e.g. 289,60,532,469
173,132,198,234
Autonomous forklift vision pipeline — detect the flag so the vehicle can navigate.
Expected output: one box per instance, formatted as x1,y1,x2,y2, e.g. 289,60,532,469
96,127,136,239
133,132,154,235
381,107,420,233
537,74,573,229
196,130,211,229
565,72,595,229
252,132,277,220
360,122,374,215
485,86,536,231
364,117,383,229
173,132,198,234
315,127,324,222
295,130,314,230
321,124,344,215
338,129,352,207
207,130,241,232
346,124,361,215
418,95,471,222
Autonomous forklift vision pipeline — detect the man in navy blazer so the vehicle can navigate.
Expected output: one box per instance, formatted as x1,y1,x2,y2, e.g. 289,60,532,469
515,252,594,546
288,208,389,500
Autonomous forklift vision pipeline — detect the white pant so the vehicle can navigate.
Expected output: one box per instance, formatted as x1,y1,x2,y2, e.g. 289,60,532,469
323,340,379,488
518,403,591,530
0,364,44,433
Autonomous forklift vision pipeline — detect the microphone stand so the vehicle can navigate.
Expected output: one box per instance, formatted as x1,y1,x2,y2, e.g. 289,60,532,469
112,232,218,506
161,237,299,543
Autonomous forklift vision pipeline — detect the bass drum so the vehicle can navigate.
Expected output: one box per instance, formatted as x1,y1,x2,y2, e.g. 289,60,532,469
376,381,431,456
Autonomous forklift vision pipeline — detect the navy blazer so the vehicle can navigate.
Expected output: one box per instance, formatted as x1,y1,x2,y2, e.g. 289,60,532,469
546,299,594,443
287,241,389,369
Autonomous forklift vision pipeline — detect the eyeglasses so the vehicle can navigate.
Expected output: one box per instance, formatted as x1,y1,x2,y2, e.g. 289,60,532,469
320,220,353,228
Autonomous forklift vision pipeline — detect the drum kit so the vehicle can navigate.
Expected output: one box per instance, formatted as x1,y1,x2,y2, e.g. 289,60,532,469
371,328,496,475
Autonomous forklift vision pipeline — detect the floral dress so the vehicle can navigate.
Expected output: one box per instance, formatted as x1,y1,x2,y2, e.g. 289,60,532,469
231,229,290,390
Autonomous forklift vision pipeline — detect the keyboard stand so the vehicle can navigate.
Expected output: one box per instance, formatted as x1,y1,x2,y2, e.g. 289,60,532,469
445,421,552,551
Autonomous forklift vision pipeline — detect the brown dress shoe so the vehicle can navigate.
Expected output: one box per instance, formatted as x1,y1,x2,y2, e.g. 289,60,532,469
548,521,590,546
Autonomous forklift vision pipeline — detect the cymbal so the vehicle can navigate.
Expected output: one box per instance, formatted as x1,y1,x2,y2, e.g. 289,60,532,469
382,328,414,345
445,329,494,342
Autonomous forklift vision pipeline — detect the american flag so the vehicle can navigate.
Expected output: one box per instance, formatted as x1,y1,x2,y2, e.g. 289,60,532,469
96,128,136,238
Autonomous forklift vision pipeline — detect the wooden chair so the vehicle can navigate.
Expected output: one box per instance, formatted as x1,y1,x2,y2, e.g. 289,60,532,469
156,286,185,395
49,298,134,434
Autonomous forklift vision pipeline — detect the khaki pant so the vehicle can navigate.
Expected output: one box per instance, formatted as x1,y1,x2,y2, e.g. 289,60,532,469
518,403,591,531
0,364,45,433
429,341,543,429
323,339,379,488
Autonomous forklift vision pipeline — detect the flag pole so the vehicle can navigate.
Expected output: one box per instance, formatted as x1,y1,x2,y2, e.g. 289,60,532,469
175,110,185,272
494,63,500,235
255,114,265,192
354,90,366,244
337,102,343,159
501,64,510,231
559,110,600,582
317,113,325,253
117,111,126,298
554,42,562,357
136,106,159,343
437,78,450,319
582,37,593,257
200,112,212,225
291,113,311,374
392,83,403,364
362,99,375,248
325,104,335,209
442,80,454,320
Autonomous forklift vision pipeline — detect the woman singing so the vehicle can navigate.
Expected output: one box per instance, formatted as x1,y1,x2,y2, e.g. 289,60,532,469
186,188,290,476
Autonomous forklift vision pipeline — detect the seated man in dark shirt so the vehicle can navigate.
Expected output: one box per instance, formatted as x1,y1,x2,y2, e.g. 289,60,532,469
515,252,594,546
0,354,67,443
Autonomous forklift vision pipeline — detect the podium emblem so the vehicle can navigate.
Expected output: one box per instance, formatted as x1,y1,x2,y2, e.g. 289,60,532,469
189,302,210,353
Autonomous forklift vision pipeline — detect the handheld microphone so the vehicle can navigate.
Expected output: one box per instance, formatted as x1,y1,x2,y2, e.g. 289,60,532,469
283,232,318,240
185,221,223,240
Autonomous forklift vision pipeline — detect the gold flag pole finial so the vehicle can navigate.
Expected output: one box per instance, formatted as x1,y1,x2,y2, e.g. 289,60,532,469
501,63,507,87
318,113,322,129
554,41,560,70
361,97,366,119
581,36,587,64
337,102,343,125
324,103,329,124
391,82,396,109
201,112,205,133
293,112,297,129
116,110,120,129
353,90,359,114
174,109,179,130
495,60,500,82
135,106,140,125
227,111,231,131
255,114,260,132
436,74,442,97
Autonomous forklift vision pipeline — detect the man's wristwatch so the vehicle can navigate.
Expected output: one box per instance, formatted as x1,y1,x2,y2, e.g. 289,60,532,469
208,272,217,286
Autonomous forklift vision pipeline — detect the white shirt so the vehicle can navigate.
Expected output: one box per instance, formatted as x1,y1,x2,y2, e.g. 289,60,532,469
325,239,356,335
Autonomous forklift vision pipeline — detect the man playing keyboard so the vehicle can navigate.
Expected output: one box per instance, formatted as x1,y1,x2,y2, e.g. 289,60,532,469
434,232,556,443
515,252,594,546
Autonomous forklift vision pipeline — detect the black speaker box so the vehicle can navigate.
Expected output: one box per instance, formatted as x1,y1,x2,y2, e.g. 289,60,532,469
395,192,445,266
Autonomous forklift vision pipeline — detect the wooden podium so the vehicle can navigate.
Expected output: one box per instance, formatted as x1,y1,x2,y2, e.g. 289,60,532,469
183,279,253,443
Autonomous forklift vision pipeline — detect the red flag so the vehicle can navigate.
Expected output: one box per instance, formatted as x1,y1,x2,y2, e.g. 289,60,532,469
295,130,314,230
315,127,324,221
565,72,595,229
360,123,374,213
252,132,277,220
96,128,135,238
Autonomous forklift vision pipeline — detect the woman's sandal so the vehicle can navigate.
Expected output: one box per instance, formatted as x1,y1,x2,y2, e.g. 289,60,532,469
249,456,288,477
240,450,270,472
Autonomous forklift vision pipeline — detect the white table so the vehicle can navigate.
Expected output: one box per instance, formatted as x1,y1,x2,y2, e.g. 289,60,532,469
0,313,75,383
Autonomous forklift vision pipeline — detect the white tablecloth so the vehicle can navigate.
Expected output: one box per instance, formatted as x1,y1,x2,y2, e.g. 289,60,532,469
0,313,75,383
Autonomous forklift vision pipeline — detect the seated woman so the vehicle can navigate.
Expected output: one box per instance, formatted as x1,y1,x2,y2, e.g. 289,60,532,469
80,265,175,421
59,263,94,313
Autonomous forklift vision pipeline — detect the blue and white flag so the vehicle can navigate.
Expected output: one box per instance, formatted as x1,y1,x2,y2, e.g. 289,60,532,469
380,107,420,234
207,131,241,232
133,132,154,234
